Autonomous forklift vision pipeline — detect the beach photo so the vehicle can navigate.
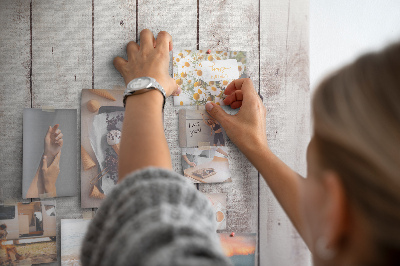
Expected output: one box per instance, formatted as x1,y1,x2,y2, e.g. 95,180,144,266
219,233,256,266
61,219,92,265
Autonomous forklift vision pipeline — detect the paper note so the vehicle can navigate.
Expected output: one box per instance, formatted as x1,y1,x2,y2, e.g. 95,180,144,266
198,59,239,82
173,50,247,106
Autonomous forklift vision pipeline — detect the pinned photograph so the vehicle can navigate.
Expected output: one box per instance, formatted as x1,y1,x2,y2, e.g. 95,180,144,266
0,201,57,265
182,146,231,183
219,233,256,266
205,193,227,230
23,109,77,198
81,89,125,208
179,109,226,148
173,49,247,106
61,219,92,265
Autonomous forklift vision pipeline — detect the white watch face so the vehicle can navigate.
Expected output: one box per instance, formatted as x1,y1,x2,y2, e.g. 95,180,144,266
131,77,151,90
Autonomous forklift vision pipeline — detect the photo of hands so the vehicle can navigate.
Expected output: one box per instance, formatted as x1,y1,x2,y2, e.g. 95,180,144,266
23,109,78,199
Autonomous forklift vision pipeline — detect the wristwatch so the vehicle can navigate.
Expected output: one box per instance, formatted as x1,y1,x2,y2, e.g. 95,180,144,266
123,77,166,108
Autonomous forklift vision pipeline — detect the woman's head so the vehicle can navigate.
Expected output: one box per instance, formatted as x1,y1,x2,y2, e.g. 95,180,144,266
303,43,400,265
0,224,6,230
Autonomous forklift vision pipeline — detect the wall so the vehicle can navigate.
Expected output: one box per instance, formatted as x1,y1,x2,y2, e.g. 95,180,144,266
310,0,400,90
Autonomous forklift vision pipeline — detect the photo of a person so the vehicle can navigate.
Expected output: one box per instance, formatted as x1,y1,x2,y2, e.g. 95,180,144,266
0,224,24,263
182,146,230,183
26,124,63,198
201,113,225,146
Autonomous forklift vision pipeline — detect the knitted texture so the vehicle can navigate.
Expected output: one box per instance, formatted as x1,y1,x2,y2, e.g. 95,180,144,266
81,167,232,266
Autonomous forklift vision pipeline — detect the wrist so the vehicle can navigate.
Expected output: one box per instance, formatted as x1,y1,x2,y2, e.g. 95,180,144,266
43,181,56,196
125,90,164,110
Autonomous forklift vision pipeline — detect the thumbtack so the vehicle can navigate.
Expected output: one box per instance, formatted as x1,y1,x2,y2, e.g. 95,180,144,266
230,232,235,237
206,49,211,54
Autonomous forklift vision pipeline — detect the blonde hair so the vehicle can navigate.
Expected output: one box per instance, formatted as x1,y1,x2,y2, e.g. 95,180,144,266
312,43,400,264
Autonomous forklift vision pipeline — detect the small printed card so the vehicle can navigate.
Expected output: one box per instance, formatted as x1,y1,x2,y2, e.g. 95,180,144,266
173,50,247,106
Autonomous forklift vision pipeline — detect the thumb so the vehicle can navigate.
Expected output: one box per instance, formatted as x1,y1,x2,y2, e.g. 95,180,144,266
205,102,231,127
45,126,52,138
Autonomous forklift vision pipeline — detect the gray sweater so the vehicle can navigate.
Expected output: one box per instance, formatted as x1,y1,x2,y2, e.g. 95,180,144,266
81,167,232,266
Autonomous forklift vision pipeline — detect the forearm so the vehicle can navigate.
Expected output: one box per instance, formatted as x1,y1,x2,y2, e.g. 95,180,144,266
243,145,307,243
26,156,47,198
26,167,43,198
118,91,172,181
182,155,191,164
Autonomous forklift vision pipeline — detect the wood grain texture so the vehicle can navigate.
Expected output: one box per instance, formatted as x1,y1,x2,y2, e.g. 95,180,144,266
137,0,198,175
93,0,136,89
198,0,260,235
1,0,311,265
31,1,92,264
0,0,31,201
259,0,311,265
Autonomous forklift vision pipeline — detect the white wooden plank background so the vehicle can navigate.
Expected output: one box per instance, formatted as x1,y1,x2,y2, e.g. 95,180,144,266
0,0,310,265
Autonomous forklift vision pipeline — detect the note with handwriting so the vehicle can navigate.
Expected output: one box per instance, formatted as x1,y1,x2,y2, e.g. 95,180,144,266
173,50,247,106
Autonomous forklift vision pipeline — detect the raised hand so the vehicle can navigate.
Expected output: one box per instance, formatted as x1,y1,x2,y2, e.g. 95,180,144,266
41,152,61,197
44,124,63,165
205,78,268,155
113,29,180,97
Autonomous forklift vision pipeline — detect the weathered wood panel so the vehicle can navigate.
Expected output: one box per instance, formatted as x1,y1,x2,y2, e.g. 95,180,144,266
136,0,198,174
0,0,31,201
31,0,92,263
259,0,311,265
93,0,136,90
198,0,260,235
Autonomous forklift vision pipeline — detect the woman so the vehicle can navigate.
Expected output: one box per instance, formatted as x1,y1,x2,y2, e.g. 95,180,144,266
0,224,23,263
201,113,225,146
81,30,400,266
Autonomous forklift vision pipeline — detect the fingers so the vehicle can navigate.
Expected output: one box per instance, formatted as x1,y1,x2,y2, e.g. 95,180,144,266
51,124,59,133
55,133,63,141
155,31,173,53
223,90,243,108
171,85,182,96
126,41,139,60
224,78,256,96
139,29,155,53
205,102,231,127
113,56,128,74
42,156,48,171
57,139,64,147
45,126,52,138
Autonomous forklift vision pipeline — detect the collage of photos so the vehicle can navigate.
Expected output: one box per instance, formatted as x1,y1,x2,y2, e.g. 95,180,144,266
0,202,57,265
23,109,78,199
1,48,255,264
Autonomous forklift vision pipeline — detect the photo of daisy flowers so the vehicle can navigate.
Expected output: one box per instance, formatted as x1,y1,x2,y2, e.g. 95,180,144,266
173,50,247,106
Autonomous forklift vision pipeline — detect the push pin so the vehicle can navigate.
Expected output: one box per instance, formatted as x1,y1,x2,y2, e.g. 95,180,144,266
230,232,235,237
206,49,211,54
